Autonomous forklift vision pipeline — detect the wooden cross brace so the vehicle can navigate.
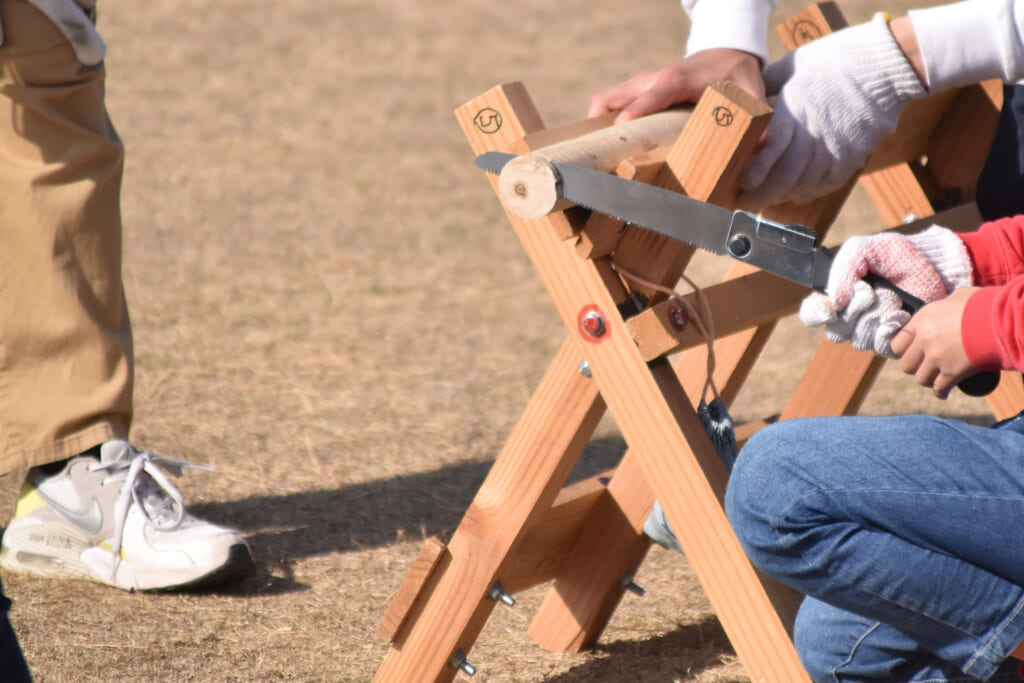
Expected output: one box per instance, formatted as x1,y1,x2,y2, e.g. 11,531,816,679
374,4,1024,681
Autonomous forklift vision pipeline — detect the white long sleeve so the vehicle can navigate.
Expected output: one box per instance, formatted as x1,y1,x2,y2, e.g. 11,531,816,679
682,0,779,63
909,0,1024,91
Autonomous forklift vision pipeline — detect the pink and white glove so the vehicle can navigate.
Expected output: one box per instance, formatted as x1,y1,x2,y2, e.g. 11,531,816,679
799,226,973,357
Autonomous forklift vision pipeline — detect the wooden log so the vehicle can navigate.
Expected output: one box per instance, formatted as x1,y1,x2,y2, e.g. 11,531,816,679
497,109,690,219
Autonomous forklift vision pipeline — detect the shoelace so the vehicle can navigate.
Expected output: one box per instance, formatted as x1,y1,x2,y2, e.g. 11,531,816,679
87,447,213,581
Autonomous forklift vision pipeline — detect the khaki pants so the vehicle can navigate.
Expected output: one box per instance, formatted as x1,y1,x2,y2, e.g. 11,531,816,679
0,0,132,472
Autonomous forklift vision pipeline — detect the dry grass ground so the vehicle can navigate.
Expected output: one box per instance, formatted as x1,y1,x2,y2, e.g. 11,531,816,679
0,0,999,681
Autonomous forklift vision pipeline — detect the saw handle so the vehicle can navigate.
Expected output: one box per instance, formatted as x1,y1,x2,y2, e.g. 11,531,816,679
862,273,1000,397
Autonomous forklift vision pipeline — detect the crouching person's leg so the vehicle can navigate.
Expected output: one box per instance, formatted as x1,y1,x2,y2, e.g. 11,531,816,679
725,415,1024,681
796,596,1024,681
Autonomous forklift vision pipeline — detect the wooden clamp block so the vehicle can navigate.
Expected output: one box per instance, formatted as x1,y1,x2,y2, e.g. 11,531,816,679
576,149,668,260
377,537,447,645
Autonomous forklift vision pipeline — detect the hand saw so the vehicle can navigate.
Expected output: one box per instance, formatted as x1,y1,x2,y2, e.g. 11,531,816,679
475,151,999,397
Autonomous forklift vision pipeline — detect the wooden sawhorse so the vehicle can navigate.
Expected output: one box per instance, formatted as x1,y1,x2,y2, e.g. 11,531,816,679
375,4,1024,681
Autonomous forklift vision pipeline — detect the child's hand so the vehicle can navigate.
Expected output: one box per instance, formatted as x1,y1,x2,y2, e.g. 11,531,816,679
799,226,973,357
890,287,981,399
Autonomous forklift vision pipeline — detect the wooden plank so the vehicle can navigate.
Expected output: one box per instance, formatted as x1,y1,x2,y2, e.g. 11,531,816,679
986,372,1024,421
892,202,984,234
518,244,810,681
376,537,447,643
527,449,654,652
376,84,610,683
626,269,806,361
456,81,545,154
502,473,609,594
858,169,935,227
536,93,812,650
781,344,884,420
924,81,1002,207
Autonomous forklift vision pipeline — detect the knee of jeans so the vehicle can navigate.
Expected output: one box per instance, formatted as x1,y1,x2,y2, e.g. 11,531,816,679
725,422,810,557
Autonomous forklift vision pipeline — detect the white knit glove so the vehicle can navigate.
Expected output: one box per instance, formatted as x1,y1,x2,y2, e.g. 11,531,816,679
740,13,926,208
799,226,973,358
22,0,106,65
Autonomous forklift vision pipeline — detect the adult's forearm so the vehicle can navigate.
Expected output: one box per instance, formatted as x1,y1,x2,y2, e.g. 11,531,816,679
909,0,1024,92
682,0,779,63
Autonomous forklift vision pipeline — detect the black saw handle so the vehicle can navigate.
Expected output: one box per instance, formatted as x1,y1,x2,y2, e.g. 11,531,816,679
862,273,1000,397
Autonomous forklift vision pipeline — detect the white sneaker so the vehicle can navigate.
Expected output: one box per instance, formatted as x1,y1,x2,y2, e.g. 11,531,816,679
0,440,255,591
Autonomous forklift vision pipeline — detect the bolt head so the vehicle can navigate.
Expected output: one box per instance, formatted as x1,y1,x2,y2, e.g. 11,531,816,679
581,311,605,337
667,305,687,331
728,234,752,258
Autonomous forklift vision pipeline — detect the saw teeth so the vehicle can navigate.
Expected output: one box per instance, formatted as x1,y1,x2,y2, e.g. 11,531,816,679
569,199,707,252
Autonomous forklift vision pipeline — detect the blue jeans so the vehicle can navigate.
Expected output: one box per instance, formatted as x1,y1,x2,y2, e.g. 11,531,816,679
725,412,1024,681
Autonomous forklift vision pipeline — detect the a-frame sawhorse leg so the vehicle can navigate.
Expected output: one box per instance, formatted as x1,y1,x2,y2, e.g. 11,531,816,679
377,80,809,682
375,4,1024,681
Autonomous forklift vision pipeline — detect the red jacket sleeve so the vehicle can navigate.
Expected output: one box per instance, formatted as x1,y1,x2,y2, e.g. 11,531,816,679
959,216,1024,371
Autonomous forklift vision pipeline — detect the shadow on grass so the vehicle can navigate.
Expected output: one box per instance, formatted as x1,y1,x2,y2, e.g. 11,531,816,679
190,436,628,594
193,411,997,595
542,615,742,682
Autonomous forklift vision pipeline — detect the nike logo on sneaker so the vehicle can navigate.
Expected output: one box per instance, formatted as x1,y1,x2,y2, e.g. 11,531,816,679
34,490,104,536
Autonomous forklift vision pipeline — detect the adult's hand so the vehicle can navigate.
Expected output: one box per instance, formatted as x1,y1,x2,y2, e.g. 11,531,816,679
587,49,765,124
890,287,981,399
738,14,927,208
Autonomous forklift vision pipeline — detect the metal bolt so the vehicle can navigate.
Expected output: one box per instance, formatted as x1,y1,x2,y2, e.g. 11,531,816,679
581,310,605,337
578,360,592,378
667,305,687,331
620,574,645,596
903,213,918,224
450,650,476,676
728,234,752,258
487,581,516,606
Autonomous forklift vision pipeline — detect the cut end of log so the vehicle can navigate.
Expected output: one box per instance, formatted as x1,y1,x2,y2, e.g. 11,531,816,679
498,154,571,220
495,109,692,220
